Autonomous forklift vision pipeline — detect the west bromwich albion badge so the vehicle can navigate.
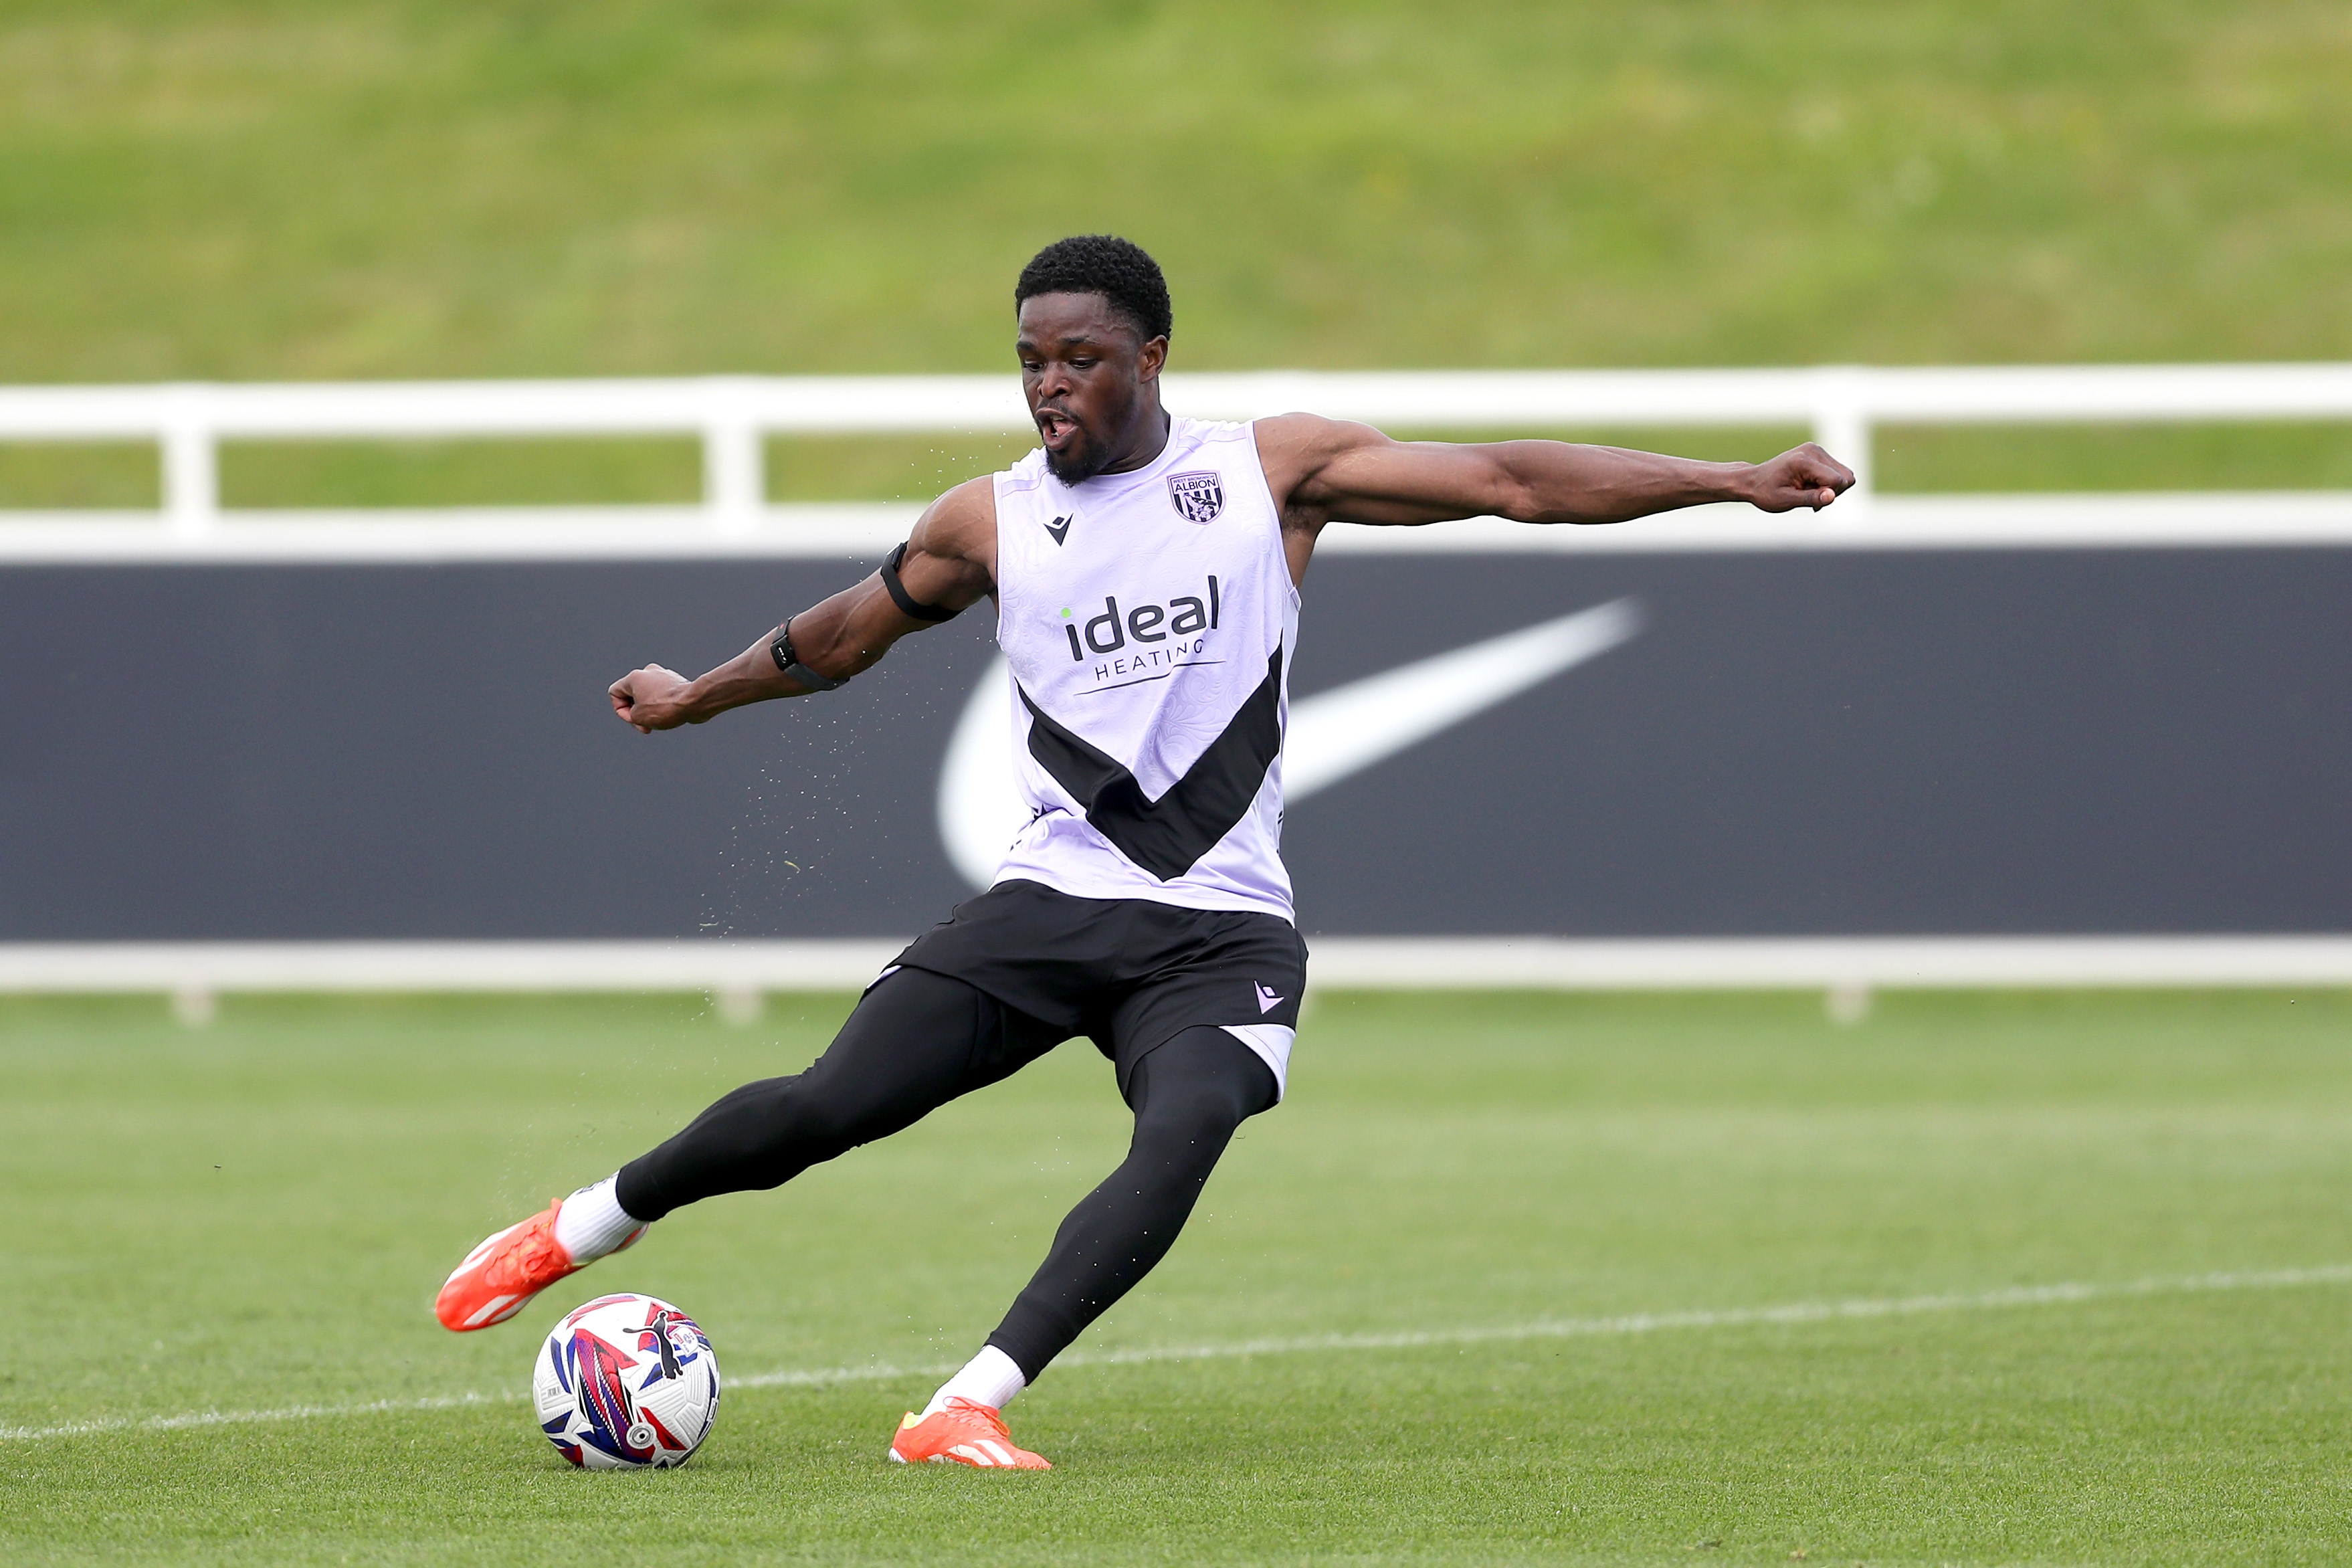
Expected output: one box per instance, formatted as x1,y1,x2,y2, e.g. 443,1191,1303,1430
1167,471,1224,524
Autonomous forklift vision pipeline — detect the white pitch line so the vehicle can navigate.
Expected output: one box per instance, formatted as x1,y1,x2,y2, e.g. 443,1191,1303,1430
7,1264,2346,1444
1047,1264,2352,1367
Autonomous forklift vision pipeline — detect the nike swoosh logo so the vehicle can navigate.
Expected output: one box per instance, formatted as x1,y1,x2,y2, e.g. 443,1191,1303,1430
935,598,1644,890
1281,597,1644,801
1044,516,1072,545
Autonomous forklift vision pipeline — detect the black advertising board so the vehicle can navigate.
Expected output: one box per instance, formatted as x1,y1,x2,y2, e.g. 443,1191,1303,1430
3,547,2346,941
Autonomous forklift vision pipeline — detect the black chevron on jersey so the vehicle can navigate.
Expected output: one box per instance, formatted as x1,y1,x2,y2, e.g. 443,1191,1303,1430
1017,649,1284,880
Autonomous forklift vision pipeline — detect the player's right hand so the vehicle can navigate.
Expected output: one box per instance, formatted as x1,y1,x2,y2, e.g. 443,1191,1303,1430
1743,442,1856,512
609,665,700,732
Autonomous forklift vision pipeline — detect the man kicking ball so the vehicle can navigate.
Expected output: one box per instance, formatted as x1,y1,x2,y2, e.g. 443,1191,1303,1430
435,235,1853,1468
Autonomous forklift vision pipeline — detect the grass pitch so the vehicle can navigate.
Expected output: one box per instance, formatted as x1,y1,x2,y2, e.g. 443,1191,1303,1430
3,988,2349,1565
7,2,2351,385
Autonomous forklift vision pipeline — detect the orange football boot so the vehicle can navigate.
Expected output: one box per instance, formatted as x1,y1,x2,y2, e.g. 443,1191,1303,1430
434,1199,641,1331
887,1398,1052,1470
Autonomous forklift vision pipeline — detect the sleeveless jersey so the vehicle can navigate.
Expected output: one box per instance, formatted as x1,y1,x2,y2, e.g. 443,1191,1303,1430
988,415,1300,922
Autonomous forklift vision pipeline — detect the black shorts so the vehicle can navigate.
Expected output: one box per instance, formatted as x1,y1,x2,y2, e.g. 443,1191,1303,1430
889,879,1308,1096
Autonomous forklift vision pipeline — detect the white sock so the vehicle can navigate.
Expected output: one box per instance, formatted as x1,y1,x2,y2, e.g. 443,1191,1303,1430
552,1175,646,1263
921,1345,1027,1417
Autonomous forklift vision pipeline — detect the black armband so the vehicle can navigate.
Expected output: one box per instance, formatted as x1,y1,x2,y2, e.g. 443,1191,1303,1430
769,618,844,692
881,542,960,623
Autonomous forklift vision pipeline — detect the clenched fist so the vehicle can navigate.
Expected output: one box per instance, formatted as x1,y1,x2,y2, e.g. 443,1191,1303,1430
1741,443,1857,512
609,665,704,732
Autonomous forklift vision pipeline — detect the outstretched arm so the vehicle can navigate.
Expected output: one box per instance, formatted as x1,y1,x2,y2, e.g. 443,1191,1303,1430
609,477,996,732
1253,413,1856,574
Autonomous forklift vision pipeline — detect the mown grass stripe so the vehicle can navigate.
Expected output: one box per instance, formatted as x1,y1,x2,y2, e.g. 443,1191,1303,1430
7,1264,2345,1446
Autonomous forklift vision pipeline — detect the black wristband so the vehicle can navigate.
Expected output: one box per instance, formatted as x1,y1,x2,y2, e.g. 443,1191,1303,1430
769,618,843,691
882,542,959,623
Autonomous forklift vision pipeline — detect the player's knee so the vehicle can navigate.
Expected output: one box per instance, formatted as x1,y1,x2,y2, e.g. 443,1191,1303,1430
1131,1080,1256,1165
1131,1032,1274,1131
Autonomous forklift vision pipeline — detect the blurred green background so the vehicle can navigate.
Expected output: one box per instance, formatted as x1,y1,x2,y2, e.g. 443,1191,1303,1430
3,1,2348,502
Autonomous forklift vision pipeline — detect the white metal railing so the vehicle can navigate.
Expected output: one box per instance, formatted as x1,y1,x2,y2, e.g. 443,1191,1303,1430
3,365,2351,555
6,936,2352,999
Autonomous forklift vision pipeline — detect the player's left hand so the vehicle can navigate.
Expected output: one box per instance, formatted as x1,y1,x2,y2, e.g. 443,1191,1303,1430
609,664,700,732
1743,443,1856,512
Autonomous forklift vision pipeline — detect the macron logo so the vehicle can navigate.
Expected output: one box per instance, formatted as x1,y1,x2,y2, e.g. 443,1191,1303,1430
1254,983,1284,1014
1044,515,1072,546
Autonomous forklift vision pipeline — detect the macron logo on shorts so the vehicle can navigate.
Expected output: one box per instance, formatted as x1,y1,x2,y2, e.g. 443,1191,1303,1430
1254,983,1284,1015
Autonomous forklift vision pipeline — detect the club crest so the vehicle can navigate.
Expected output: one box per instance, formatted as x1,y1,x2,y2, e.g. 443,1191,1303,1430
1167,471,1224,524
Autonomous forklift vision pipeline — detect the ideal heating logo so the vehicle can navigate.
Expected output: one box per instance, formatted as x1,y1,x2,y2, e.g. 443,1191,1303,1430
1060,576,1221,680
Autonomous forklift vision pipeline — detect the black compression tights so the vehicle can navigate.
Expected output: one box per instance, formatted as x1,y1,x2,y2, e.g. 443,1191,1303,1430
615,967,1276,1381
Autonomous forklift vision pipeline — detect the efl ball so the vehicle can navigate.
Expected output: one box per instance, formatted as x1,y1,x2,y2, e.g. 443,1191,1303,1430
532,1293,720,1468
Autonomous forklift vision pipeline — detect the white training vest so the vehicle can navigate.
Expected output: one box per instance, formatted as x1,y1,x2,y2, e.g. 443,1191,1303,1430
989,415,1300,922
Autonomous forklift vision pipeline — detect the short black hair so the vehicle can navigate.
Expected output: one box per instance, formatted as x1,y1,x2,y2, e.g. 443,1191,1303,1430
1015,235,1173,342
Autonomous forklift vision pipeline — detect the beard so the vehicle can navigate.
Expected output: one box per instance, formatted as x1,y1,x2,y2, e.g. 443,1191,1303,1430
1043,429,1114,484
1039,385,1143,484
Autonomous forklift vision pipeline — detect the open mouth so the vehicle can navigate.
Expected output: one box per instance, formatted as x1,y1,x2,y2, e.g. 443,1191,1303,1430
1036,409,1079,450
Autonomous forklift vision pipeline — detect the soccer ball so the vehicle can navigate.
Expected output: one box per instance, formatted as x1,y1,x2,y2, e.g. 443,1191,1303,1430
532,1293,720,1468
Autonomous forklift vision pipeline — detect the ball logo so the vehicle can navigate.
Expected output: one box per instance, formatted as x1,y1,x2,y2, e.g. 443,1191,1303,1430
534,1292,720,1469
1167,471,1224,524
